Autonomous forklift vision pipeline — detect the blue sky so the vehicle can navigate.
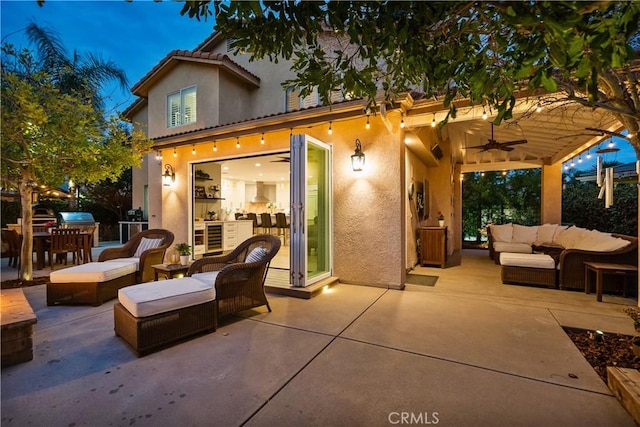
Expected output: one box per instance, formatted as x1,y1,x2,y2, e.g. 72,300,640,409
1,0,637,166
1,0,215,113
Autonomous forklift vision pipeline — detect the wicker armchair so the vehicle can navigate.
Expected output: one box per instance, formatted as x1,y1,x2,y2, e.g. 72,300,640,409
187,234,281,327
98,229,174,283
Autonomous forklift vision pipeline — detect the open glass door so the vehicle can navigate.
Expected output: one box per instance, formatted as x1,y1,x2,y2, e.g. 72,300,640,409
290,134,332,287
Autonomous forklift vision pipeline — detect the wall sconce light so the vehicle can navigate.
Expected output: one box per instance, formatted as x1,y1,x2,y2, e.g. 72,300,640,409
351,139,365,172
163,164,176,186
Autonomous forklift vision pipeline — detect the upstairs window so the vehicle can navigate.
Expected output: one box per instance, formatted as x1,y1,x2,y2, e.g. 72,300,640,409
286,86,320,111
285,86,349,112
167,86,197,128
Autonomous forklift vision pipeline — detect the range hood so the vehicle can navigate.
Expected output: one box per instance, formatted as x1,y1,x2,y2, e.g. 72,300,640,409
251,181,270,203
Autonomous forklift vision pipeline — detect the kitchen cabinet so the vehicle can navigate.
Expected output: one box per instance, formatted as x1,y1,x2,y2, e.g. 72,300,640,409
420,227,447,268
195,220,254,256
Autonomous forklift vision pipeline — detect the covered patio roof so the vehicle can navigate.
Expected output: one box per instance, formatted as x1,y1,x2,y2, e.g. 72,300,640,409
404,95,629,173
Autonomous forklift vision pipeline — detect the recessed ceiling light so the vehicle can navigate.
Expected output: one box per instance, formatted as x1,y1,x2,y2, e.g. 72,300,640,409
255,163,261,167
223,166,229,170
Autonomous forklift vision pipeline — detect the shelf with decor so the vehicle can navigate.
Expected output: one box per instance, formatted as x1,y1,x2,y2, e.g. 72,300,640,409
195,197,225,200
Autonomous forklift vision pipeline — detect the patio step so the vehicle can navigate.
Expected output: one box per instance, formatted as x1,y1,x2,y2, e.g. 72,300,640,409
265,276,339,299
607,367,640,424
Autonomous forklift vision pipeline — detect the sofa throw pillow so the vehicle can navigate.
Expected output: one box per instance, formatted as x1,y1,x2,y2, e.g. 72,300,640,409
133,237,163,258
512,224,539,244
490,223,513,242
246,246,268,263
534,224,557,246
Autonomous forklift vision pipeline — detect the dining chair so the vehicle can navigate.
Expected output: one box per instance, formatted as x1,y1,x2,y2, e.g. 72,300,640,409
49,228,81,268
2,229,22,268
275,212,289,244
260,213,275,235
79,225,96,262
246,213,259,234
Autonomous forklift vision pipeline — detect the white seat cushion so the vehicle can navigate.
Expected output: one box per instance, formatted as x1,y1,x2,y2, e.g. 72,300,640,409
118,277,216,318
50,261,136,283
500,253,555,269
493,242,532,254
190,271,220,286
104,257,140,271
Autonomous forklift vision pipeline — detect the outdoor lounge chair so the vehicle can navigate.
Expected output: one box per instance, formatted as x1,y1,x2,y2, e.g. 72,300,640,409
186,234,281,328
113,234,281,356
98,229,174,283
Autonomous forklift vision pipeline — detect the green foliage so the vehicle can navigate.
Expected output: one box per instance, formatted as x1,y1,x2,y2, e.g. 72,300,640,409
183,0,640,143
462,169,541,242
562,176,637,236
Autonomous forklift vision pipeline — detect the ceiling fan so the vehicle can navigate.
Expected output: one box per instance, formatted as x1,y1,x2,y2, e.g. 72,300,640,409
468,123,528,152
270,156,290,163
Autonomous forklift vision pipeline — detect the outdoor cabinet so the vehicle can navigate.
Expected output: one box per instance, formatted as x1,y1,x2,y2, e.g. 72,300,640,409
420,227,447,268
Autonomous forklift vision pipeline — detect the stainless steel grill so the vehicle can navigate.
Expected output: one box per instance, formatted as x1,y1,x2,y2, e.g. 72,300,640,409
58,212,96,228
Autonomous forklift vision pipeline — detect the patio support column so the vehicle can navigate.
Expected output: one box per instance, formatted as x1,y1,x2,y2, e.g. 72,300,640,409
541,163,562,224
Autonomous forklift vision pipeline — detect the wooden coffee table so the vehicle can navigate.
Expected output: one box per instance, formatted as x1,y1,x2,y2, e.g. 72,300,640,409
584,262,638,302
152,264,190,281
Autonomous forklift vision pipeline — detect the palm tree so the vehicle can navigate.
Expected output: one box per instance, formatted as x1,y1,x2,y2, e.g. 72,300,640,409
25,23,128,112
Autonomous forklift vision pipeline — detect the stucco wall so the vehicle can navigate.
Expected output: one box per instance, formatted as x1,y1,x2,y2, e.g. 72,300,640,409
542,163,563,224
218,72,256,125
425,138,456,256
130,104,149,221
405,148,430,269
147,62,220,138
329,116,405,289
209,41,297,117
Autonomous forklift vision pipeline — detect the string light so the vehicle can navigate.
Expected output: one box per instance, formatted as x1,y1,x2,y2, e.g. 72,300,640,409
431,113,436,128
260,133,265,144
400,114,405,129
328,121,333,135
155,151,162,161
578,156,583,163
192,144,196,155
564,163,569,170
482,106,487,120
365,114,370,129
213,140,217,152
570,160,575,167
586,150,592,159
236,137,240,148
536,98,542,113
608,139,615,148
173,147,177,158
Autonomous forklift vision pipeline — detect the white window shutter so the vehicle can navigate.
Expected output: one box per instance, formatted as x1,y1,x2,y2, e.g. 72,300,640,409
182,87,197,124
167,93,181,128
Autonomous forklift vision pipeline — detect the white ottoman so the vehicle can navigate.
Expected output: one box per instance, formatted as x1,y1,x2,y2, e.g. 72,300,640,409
500,253,557,288
114,277,217,357
48,261,137,306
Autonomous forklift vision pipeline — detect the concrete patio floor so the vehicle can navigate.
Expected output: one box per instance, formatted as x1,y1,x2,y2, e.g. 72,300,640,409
1,248,639,426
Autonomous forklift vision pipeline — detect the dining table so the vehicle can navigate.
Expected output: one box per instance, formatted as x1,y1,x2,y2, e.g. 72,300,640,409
29,231,93,270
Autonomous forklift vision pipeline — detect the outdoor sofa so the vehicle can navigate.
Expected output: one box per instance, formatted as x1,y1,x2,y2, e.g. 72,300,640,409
488,223,638,292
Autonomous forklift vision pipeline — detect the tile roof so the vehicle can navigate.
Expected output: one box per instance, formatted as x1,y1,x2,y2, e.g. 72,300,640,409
152,97,365,143
130,50,260,96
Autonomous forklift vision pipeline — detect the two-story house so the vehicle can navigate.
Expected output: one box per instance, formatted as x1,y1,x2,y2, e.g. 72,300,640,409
125,31,625,291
